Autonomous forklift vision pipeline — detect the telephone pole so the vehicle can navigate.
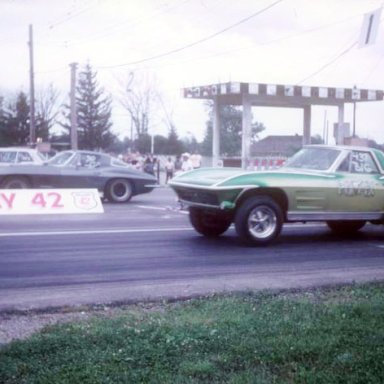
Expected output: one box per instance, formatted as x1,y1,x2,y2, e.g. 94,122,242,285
28,24,36,146
69,62,78,149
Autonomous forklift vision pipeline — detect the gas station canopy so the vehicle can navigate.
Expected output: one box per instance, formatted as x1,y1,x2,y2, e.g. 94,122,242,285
182,82,384,168
183,82,383,106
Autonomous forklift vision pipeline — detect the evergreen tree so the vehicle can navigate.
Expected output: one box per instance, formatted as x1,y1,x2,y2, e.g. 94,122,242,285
0,92,31,146
0,96,9,145
13,92,30,145
135,133,151,154
165,124,184,155
61,63,116,150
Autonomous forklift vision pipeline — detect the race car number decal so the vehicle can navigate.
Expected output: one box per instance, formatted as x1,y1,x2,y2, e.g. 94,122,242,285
338,180,375,197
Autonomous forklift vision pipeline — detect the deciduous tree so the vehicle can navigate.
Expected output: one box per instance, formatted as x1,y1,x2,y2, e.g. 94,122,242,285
201,103,265,156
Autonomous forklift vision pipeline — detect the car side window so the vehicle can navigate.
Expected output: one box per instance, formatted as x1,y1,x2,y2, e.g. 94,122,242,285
79,154,100,168
0,151,17,163
17,152,33,163
338,151,379,174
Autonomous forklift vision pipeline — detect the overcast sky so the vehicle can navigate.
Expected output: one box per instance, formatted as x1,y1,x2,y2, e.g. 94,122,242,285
1,0,384,144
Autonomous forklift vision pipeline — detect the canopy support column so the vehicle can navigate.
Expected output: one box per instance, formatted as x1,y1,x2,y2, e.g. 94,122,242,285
303,105,311,145
241,95,252,169
212,96,220,167
335,104,346,145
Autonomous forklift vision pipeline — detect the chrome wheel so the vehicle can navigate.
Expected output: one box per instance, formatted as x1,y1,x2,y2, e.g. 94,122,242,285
235,196,283,246
248,205,277,239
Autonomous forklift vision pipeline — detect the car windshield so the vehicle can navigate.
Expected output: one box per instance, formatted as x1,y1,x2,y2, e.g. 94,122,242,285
284,147,341,171
36,152,46,162
48,151,75,166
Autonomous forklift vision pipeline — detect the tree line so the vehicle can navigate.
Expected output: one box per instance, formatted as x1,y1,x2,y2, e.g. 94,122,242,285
0,63,268,157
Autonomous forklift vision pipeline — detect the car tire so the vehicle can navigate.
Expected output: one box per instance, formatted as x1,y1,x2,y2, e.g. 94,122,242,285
1,176,30,189
105,179,133,203
189,207,231,237
235,196,283,246
326,220,366,235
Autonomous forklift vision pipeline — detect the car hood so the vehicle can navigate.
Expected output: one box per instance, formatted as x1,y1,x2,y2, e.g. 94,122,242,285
170,167,334,188
171,167,255,187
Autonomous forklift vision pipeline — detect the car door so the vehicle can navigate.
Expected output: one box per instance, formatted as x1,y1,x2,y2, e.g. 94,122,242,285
331,149,384,213
58,153,102,189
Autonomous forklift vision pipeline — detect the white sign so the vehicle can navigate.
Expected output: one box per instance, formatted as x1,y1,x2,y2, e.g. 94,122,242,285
267,84,276,95
359,7,382,47
0,189,104,215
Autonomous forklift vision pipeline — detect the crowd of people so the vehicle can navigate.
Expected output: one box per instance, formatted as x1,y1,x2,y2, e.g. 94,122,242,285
118,151,202,184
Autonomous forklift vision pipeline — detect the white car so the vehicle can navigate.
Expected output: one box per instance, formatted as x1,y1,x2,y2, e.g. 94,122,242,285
0,147,46,165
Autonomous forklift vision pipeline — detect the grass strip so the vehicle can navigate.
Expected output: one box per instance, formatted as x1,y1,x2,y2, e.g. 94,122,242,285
1,282,384,383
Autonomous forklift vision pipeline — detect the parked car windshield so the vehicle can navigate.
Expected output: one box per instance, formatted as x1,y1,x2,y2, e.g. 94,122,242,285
284,147,341,171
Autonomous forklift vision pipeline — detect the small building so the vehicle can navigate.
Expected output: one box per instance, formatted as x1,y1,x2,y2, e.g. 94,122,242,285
251,135,303,157
222,134,302,169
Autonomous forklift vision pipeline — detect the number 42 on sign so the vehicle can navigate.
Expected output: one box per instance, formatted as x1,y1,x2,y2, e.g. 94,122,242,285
0,189,104,215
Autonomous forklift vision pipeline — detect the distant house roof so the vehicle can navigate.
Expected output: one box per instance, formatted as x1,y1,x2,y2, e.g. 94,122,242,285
251,135,303,157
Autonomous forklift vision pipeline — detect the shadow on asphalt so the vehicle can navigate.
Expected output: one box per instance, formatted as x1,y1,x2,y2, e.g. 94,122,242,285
183,224,384,250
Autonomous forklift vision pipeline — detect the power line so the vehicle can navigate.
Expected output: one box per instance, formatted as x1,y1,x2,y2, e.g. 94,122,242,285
34,11,361,77
361,50,384,84
296,40,358,85
111,13,364,74
38,0,191,49
69,0,192,46
47,1,97,30
98,0,284,69
297,15,384,85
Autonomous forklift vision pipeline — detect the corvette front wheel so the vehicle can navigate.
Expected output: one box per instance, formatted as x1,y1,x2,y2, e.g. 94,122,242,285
235,196,283,246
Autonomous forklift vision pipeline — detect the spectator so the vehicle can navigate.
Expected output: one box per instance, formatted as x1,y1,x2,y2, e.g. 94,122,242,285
144,155,155,175
153,157,160,181
174,155,182,172
165,157,175,183
181,152,193,172
190,151,202,169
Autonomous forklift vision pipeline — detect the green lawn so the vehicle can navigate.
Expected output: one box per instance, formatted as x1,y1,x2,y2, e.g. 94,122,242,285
1,282,384,383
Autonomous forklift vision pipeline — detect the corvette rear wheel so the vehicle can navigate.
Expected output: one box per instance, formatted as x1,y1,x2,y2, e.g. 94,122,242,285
1,176,30,189
235,196,283,246
326,220,366,235
189,207,231,237
105,179,133,203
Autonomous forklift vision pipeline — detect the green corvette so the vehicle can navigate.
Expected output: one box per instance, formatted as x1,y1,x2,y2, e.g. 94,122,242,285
169,145,384,246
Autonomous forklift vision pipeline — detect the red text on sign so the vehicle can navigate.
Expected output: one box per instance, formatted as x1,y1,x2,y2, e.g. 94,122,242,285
0,192,16,209
31,192,64,209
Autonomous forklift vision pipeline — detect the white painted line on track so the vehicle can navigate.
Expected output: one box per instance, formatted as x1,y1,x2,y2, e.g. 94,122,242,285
135,205,189,214
0,227,193,237
0,223,326,238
